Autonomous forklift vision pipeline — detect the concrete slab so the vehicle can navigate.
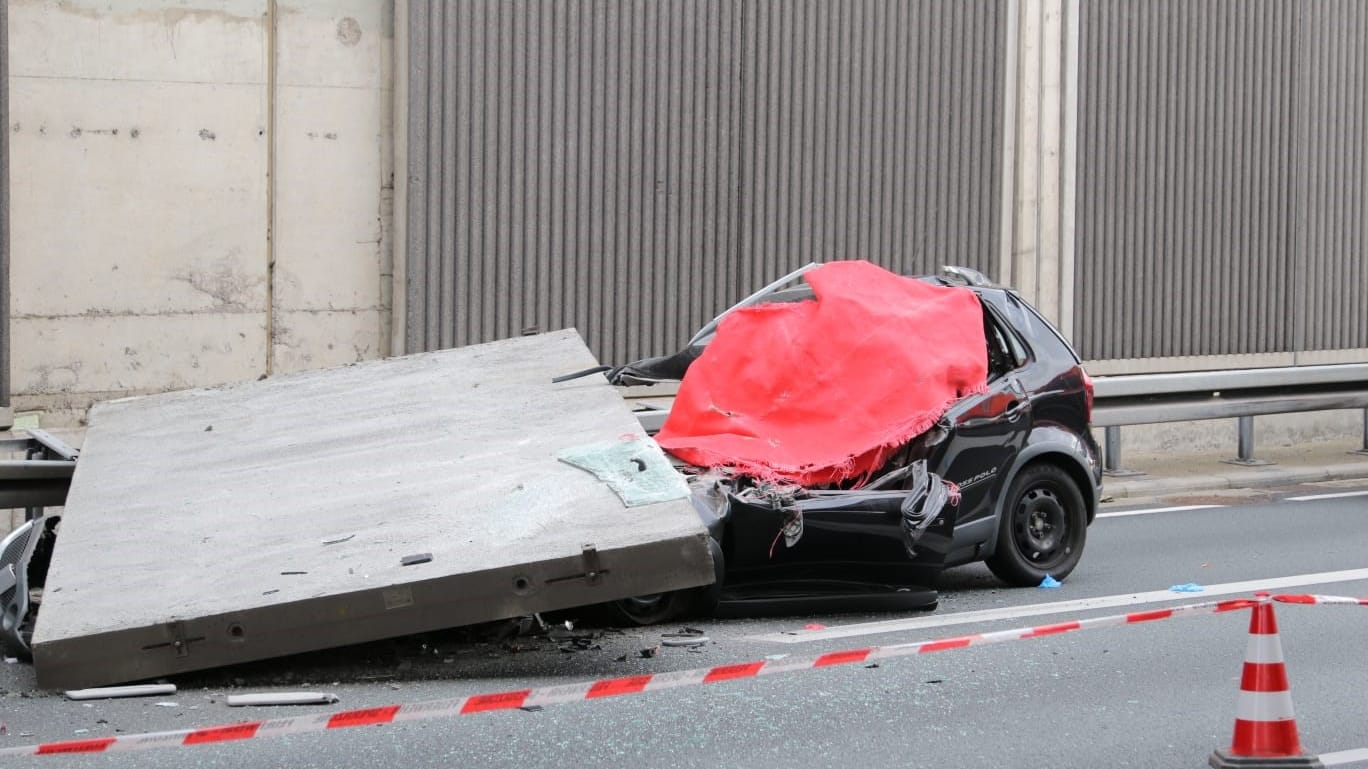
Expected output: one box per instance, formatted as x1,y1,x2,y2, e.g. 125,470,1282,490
31,330,713,689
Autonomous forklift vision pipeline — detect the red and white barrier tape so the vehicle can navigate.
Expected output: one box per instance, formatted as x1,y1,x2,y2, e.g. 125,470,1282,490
0,596,1262,758
1272,593,1368,606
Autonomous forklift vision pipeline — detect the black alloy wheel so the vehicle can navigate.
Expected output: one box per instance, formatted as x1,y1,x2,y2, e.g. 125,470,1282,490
985,463,1087,586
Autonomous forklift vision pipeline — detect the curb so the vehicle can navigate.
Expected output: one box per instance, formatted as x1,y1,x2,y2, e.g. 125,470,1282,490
1104,459,1368,500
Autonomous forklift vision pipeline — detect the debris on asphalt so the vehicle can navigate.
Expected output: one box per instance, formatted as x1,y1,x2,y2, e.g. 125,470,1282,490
660,626,708,648
1169,582,1204,593
320,534,355,546
400,553,432,566
154,702,179,708
765,654,790,661
65,684,177,701
1038,574,1063,589
557,637,602,653
661,635,709,648
226,692,342,707
639,646,661,658
804,623,827,631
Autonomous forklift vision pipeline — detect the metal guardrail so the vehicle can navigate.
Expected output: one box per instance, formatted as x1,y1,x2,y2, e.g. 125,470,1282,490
0,430,79,516
2,365,1363,515
1092,363,1368,471
625,364,1368,472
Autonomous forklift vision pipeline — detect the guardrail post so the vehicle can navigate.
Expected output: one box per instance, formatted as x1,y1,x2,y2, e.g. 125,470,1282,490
1101,426,1143,477
1356,409,1368,456
1104,427,1120,472
1223,415,1272,466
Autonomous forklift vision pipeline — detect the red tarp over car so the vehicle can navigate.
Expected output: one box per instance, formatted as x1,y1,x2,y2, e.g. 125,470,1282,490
655,260,988,485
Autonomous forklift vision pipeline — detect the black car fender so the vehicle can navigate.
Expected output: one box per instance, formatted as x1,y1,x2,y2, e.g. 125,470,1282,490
975,426,1102,560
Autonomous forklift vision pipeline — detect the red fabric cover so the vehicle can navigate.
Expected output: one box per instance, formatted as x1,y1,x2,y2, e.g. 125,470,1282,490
656,260,988,485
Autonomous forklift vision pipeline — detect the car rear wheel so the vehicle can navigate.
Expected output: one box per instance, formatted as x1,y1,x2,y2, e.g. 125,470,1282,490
611,591,695,625
610,537,725,626
985,463,1087,586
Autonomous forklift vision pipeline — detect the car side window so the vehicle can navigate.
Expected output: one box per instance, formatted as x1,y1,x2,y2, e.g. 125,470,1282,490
983,308,1023,382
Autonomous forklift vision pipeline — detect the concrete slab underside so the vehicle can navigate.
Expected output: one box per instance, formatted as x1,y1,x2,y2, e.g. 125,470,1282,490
31,330,713,689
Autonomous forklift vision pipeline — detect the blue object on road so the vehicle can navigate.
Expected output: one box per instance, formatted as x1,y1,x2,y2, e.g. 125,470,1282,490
1169,582,1204,592
1038,574,1062,589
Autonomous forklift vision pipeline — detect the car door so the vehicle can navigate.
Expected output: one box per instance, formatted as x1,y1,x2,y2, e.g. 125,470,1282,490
930,302,1033,530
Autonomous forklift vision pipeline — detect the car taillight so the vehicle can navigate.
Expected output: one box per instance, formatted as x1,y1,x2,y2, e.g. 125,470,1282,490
1081,369,1095,420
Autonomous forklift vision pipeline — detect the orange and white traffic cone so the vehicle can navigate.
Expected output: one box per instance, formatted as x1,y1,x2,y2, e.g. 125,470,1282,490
1209,594,1323,768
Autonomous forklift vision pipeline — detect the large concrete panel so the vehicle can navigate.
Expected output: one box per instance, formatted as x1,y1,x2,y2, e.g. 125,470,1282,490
271,0,394,375
271,308,385,372
272,84,388,312
10,314,268,402
8,77,269,318
7,0,396,422
7,1,273,424
31,330,713,689
7,0,267,84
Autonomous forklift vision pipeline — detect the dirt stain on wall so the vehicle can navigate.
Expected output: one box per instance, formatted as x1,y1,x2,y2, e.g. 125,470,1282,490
335,17,361,46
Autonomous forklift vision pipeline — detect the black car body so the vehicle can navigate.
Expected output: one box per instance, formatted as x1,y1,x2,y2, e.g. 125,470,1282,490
596,265,1102,623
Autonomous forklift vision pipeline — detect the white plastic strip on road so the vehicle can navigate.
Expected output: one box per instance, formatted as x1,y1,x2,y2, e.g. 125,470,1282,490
1286,490,1368,502
1321,748,1368,766
747,567,1368,644
1097,504,1224,519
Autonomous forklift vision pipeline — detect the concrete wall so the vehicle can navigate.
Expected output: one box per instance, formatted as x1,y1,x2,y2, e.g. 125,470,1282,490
4,0,1361,458
6,0,392,426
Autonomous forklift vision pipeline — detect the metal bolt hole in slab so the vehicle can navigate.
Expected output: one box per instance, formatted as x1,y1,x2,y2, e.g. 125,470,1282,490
31,330,714,689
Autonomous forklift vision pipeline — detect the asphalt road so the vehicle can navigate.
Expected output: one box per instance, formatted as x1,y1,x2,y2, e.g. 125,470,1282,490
3,481,1367,768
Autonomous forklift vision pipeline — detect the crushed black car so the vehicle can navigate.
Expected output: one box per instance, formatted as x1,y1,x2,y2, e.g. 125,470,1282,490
574,263,1102,623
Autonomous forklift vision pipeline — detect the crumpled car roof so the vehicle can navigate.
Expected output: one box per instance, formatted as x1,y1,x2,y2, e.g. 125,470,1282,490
655,260,988,485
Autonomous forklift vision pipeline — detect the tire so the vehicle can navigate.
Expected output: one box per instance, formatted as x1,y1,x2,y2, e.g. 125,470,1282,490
611,591,694,626
611,537,725,626
985,463,1087,586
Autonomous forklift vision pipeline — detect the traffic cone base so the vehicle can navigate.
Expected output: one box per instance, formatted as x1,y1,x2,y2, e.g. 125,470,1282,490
1208,749,1323,768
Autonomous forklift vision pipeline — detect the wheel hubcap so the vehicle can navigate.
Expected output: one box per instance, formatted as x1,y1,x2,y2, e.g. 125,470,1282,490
1014,486,1068,565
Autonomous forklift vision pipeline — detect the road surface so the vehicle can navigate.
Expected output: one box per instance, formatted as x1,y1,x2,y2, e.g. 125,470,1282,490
3,480,1366,768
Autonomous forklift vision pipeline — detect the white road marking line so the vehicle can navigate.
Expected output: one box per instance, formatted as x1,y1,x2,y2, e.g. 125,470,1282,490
746,567,1368,644
1097,504,1224,519
1286,490,1368,502
1321,748,1368,766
